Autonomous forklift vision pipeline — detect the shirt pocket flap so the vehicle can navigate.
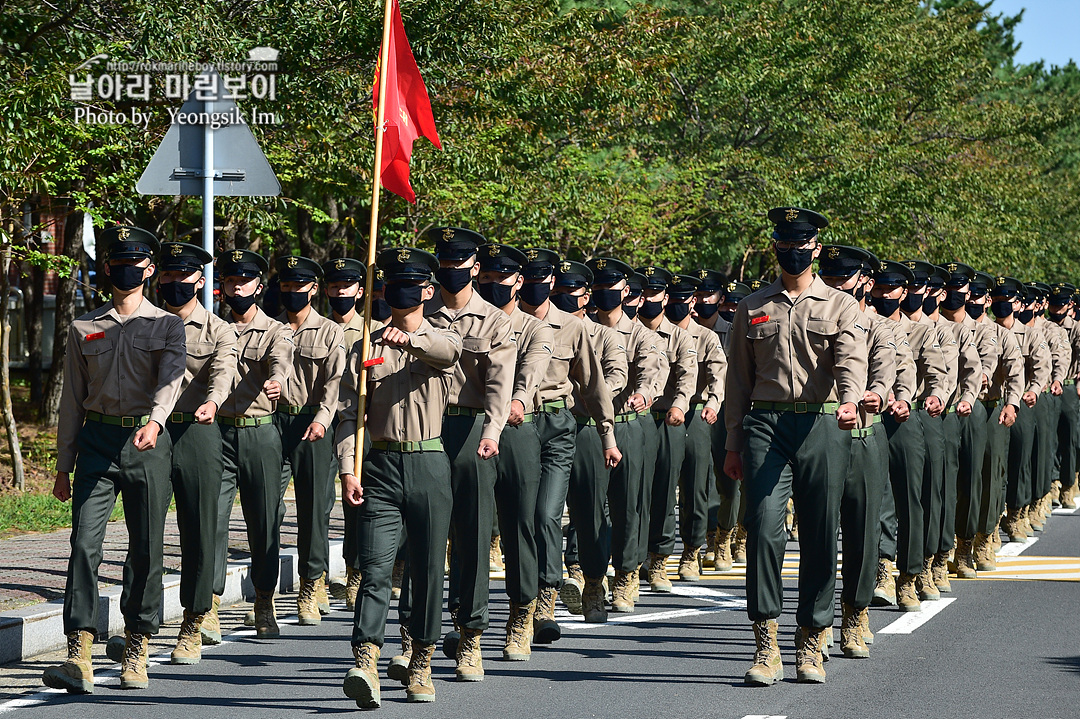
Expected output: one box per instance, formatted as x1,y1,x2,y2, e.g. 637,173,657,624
132,336,166,351
186,340,215,358
298,342,330,360
746,322,780,340
806,318,840,336
81,337,114,355
461,337,492,354
242,344,265,361
552,342,576,361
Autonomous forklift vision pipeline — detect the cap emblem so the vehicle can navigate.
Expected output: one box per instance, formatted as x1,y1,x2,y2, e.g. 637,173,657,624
595,259,607,270
560,261,571,273
170,244,183,256
442,227,455,242
335,259,346,270
785,208,799,222
117,227,131,240
397,248,411,262
232,250,243,263
488,245,500,257
827,247,840,259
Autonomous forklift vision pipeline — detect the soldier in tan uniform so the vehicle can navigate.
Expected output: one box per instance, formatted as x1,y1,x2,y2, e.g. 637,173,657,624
1048,283,1080,509
337,247,462,708
726,208,867,686
44,227,186,693
210,249,294,638
156,242,237,664
1030,283,1069,528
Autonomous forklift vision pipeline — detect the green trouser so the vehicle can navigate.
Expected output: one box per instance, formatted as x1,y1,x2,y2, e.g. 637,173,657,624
534,408,577,590
1059,386,1079,492
340,428,373,572
647,413,686,555
64,419,173,634
711,407,745,532
880,412,925,575
495,419,541,604
979,400,1011,534
213,420,284,595
919,409,945,559
938,412,962,553
582,419,644,575
637,413,661,566
277,412,335,581
444,413,497,631
352,449,452,647
742,410,849,628
1006,401,1036,510
678,410,715,550
568,422,610,578
167,420,223,615
841,426,888,610
955,400,988,541
1032,393,1059,500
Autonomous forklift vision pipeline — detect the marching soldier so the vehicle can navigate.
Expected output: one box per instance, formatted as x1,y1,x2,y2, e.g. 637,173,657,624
44,227,186,693
275,256,347,625
1030,283,1069,528
157,242,238,664
1048,283,1080,509
337,247,463,708
210,249,294,639
424,228,515,680
726,208,867,686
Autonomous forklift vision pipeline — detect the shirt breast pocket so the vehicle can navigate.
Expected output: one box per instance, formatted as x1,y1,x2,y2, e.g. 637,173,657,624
461,337,491,356
80,337,115,373
805,317,839,355
552,342,575,363
746,320,780,351
186,340,214,360
298,343,330,361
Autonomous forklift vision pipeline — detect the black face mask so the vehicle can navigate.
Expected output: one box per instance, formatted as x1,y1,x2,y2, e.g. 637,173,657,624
385,282,425,310
900,292,924,314
159,281,197,307
1017,309,1034,324
477,281,514,308
775,246,815,275
434,267,473,294
638,299,664,319
941,290,967,311
991,300,1014,319
665,303,691,323
718,309,736,323
966,303,986,320
520,282,551,307
551,292,582,313
328,295,356,316
622,304,638,320
109,263,146,291
853,284,866,303
870,295,902,317
592,288,623,312
1050,310,1069,323
225,293,258,314
370,297,392,321
696,302,718,319
922,294,940,315
280,291,312,314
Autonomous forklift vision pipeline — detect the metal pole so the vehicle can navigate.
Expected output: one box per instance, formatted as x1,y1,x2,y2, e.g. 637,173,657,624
201,77,215,309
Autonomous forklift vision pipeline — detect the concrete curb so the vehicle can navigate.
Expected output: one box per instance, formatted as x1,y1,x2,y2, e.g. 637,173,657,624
0,539,347,665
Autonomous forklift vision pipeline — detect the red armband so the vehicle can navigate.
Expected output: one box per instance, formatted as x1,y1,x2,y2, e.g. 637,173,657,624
85,331,105,341
362,357,385,368
750,315,770,326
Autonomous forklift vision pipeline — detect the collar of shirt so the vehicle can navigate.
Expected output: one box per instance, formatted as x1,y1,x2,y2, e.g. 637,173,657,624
543,304,571,329
426,289,490,322
277,306,327,334
230,305,276,333
614,312,637,335
102,296,159,324
184,300,209,329
760,275,831,304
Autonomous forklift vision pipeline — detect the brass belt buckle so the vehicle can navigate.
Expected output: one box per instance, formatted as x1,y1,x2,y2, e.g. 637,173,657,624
171,412,183,423
794,402,807,414
122,416,135,428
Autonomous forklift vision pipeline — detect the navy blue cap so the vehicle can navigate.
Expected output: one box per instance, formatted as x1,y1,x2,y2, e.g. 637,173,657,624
901,260,935,286
1050,282,1076,304
429,227,484,261
723,281,752,302
103,226,159,260
275,255,323,283
970,271,995,295
554,260,592,289
521,248,560,280
874,260,915,286
635,265,673,290
693,269,725,293
372,269,385,291
159,242,211,272
322,257,366,284
377,247,439,282
748,278,770,292
927,267,950,289
586,257,633,286
217,249,269,278
990,276,1023,298
477,244,528,273
768,207,828,242
939,262,975,288
818,245,871,278
668,274,700,300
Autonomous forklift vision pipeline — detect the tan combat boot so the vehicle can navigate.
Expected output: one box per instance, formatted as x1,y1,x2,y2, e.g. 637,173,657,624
343,642,381,709
630,566,641,601
201,594,222,645
1028,501,1045,532
872,559,897,606
503,599,535,661
455,627,484,681
533,586,561,643
932,551,952,593
991,521,1003,550
391,558,405,601
316,572,331,615
42,630,94,694
406,643,436,703
1020,505,1034,538
714,528,734,571
388,624,412,684
678,546,702,582
297,576,321,626
704,528,718,568
896,572,922,612
345,567,362,612
840,603,868,659
489,535,504,571
582,576,608,623
794,627,827,683
1062,484,1077,509
858,606,874,646
254,589,280,637
973,532,997,571
648,552,672,592
733,524,748,563
916,556,940,601
744,619,783,686
610,569,636,613
171,610,205,665
119,631,150,690
561,563,585,615
952,537,977,578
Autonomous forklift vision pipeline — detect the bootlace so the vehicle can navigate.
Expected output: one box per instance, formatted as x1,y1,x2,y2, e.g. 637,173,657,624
509,605,531,635
798,630,822,667
124,634,145,666
752,622,774,664
66,632,83,660
876,561,889,584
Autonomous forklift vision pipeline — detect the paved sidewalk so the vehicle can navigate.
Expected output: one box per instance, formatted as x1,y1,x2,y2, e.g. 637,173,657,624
0,494,346,613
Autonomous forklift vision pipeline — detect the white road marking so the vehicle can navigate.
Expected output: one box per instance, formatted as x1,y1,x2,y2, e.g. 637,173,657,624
740,715,788,719
877,598,957,634
1051,504,1079,515
996,537,1038,557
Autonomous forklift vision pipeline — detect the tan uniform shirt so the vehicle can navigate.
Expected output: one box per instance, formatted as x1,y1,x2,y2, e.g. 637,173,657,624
893,314,948,404
339,311,384,355
724,277,869,451
57,298,187,473
572,321,628,419
1037,316,1071,385
935,316,982,406
174,302,238,414
276,309,347,429
335,320,463,472
605,312,664,415
426,291,515,443
863,309,898,409
220,307,294,419
1058,315,1080,380
889,317,917,406
509,308,554,414
646,316,698,414
685,319,726,413
918,314,958,405
981,320,1025,407
1005,321,1052,396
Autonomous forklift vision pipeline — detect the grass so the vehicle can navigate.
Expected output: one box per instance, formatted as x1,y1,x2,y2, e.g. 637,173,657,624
0,491,124,536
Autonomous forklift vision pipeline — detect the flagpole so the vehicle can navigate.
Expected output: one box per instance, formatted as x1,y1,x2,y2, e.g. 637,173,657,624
353,0,394,481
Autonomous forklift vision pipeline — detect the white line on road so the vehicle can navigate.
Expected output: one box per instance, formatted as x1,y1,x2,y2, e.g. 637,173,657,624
740,715,788,719
877,598,957,634
997,537,1039,557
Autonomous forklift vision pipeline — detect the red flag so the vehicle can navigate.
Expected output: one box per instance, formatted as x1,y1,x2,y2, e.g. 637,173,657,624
373,0,441,204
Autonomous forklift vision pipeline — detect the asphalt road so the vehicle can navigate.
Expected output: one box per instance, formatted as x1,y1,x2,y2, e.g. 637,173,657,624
3,510,1078,719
